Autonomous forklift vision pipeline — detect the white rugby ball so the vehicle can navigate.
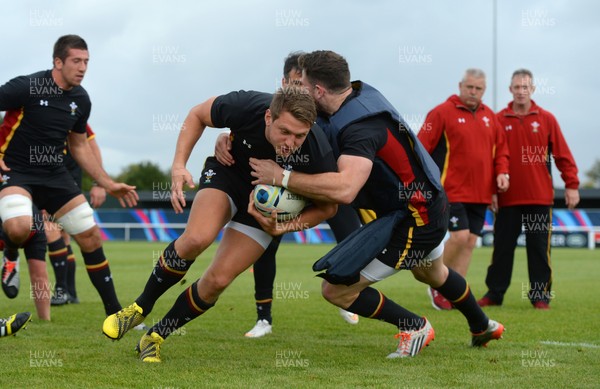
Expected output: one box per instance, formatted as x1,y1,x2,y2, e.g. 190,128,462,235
253,184,307,222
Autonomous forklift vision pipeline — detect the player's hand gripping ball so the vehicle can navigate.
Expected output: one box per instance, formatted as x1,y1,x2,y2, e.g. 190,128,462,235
253,184,307,222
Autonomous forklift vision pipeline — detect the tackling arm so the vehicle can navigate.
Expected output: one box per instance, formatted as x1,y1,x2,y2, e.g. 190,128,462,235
250,154,373,205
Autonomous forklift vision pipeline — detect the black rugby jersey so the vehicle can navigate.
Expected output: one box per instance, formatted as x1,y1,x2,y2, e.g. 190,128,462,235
210,90,336,180
340,115,437,218
0,70,90,174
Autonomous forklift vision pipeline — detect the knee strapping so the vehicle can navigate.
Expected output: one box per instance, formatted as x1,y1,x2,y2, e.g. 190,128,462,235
57,202,96,235
0,194,33,220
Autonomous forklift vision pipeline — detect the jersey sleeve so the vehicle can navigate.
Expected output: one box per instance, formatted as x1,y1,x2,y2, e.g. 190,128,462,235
85,124,96,140
72,109,89,134
338,119,387,161
548,112,579,189
0,76,30,111
210,90,268,130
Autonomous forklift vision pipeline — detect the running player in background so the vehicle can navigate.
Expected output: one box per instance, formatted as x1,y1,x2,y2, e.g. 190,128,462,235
0,34,138,316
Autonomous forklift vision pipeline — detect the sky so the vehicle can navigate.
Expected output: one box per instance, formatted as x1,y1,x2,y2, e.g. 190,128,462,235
2,0,599,187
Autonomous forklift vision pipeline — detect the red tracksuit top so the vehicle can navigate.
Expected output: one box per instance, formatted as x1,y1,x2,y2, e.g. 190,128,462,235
418,94,509,204
496,100,579,207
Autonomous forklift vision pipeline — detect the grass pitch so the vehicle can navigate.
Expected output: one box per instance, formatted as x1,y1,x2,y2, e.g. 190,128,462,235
1,242,599,388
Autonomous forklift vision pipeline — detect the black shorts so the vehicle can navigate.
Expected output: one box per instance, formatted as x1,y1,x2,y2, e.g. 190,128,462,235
377,193,449,270
197,158,261,230
1,169,81,215
448,202,487,236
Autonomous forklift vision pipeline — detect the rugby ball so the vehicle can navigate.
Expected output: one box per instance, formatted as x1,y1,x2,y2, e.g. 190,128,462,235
253,184,307,222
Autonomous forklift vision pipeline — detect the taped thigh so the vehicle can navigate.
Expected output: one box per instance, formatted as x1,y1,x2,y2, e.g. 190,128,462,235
57,202,96,235
0,194,33,221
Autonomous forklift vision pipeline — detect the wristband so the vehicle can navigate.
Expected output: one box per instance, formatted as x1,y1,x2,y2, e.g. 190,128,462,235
281,170,291,189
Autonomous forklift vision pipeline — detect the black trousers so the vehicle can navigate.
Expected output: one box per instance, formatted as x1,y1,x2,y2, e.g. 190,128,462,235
485,205,553,304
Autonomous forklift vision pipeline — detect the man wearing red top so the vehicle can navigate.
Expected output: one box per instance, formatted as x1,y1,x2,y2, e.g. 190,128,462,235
478,69,580,310
418,68,510,310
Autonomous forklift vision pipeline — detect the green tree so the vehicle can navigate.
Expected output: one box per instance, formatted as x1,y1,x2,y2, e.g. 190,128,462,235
114,161,170,190
583,159,600,188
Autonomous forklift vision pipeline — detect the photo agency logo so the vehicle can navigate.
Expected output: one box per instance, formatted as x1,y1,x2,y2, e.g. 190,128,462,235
520,145,552,166
399,249,433,269
399,45,432,64
29,349,63,368
29,8,63,27
29,145,63,167
276,147,310,166
401,113,428,132
520,213,552,234
521,282,555,302
152,113,185,132
151,248,187,270
152,318,187,336
399,181,434,202
152,45,187,64
29,281,54,302
275,9,310,27
275,216,309,233
521,8,556,28
152,181,185,201
398,317,427,331
533,77,557,96
275,349,310,367
274,281,309,300
31,212,62,233
520,349,556,368
29,77,62,98
152,250,162,268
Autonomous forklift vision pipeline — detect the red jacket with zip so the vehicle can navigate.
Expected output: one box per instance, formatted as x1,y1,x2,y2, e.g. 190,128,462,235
418,94,509,204
496,100,579,207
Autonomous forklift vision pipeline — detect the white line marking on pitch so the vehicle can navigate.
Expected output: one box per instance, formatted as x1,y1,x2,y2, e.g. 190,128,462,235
540,341,600,349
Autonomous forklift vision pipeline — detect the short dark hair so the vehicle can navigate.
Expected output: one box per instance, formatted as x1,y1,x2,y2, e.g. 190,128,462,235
283,51,305,80
270,86,316,128
512,68,534,81
53,34,88,63
298,50,351,93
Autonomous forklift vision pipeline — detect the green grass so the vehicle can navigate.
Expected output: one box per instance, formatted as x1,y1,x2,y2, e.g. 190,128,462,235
1,242,599,388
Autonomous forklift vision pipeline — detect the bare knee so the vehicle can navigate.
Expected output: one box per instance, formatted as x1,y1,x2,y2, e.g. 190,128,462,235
176,233,212,259
321,281,359,308
72,226,102,251
411,260,449,288
199,271,233,302
448,230,471,247
3,218,33,245
321,282,338,304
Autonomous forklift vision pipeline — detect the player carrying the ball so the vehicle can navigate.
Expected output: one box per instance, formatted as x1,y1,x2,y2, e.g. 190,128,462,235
251,50,505,358
102,86,338,362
